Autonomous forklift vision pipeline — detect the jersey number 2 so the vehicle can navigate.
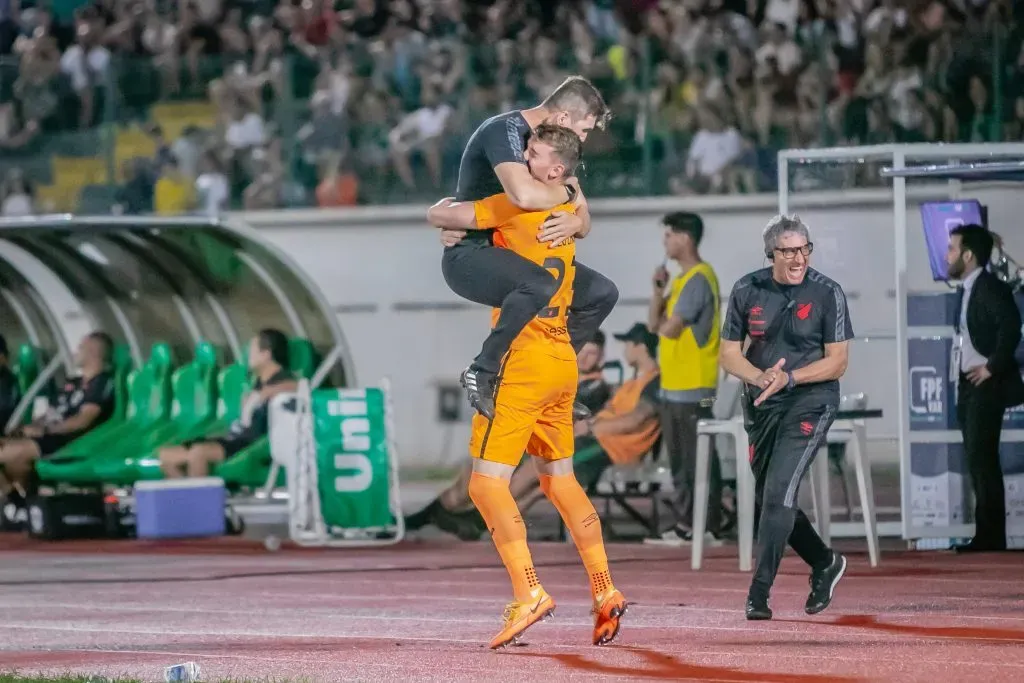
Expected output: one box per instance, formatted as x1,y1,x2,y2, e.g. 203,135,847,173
537,256,570,319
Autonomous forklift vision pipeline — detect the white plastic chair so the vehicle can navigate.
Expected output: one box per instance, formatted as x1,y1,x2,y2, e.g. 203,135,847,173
693,388,880,570
692,376,755,571
807,393,880,567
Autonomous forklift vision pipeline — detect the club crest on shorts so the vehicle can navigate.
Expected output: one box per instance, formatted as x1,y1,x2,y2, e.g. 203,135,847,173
800,421,813,436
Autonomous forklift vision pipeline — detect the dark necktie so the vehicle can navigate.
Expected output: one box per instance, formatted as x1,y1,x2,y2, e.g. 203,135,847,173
953,285,965,335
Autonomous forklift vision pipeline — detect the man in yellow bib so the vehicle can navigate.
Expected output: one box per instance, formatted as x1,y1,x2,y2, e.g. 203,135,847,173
646,212,724,546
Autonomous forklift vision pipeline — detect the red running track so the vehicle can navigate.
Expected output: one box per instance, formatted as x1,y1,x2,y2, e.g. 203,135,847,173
0,536,1022,682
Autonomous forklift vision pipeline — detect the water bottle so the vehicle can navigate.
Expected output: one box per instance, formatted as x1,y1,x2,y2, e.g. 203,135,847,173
164,662,201,682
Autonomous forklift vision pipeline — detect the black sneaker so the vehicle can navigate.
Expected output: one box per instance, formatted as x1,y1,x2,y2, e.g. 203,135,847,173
805,551,847,615
404,500,440,531
572,401,592,420
460,367,496,420
745,597,773,621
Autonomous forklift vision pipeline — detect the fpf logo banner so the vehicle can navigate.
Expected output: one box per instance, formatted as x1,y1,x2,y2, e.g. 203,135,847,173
908,338,955,430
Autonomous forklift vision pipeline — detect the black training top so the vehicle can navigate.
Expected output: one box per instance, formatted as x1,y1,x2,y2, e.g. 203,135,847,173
53,371,116,425
226,369,294,443
450,110,532,247
721,267,854,407
0,366,21,430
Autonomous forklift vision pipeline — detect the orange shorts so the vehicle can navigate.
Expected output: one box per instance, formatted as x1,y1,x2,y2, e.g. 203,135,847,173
469,346,578,467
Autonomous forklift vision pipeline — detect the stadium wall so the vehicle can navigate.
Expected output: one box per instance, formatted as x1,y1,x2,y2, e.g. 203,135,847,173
240,184,1024,470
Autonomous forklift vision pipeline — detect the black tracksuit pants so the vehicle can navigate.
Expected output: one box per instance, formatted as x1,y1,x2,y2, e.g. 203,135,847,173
957,375,1007,548
442,240,619,374
745,391,835,601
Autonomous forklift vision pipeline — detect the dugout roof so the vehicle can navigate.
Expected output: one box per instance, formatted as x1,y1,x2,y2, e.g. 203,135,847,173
0,215,351,386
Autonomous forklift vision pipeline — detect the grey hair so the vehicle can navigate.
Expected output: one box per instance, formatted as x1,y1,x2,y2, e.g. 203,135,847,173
763,214,811,255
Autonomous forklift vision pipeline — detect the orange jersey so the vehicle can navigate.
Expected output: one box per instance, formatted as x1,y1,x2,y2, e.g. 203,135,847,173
474,193,577,360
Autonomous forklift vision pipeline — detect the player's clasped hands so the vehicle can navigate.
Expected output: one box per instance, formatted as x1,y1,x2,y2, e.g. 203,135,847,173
752,359,789,406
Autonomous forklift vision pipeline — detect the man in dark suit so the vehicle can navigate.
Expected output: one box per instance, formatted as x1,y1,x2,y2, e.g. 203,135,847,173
946,224,1024,552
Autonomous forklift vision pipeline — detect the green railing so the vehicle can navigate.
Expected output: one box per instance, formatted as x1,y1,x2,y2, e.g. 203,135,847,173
0,23,1019,214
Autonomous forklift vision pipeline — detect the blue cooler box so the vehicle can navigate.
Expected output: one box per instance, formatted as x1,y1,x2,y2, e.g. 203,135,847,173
136,477,227,539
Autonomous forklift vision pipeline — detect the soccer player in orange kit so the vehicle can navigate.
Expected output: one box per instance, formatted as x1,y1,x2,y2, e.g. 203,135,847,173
427,124,627,649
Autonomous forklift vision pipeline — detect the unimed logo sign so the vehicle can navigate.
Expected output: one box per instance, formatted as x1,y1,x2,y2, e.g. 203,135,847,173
327,392,373,494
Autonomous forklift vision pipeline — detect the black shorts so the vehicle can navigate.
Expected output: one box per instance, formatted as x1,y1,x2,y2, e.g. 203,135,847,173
34,432,82,459
182,436,252,460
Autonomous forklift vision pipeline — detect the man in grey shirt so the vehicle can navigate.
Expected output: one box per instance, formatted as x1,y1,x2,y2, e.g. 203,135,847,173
646,212,725,546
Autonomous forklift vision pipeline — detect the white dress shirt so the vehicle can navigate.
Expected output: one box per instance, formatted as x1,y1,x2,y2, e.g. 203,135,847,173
959,268,987,372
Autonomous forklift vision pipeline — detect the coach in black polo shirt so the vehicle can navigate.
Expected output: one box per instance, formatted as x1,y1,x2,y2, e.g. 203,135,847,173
720,215,854,621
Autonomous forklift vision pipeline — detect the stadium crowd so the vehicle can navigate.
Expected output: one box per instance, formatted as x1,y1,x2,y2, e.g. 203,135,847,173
0,0,1022,214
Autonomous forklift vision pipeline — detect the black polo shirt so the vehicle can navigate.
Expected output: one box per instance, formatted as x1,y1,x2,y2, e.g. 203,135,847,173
722,267,854,408
449,110,533,248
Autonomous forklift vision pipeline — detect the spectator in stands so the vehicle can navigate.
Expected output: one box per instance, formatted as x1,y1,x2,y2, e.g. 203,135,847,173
299,91,348,169
0,334,22,436
405,332,613,540
146,124,176,172
647,212,725,547
60,19,110,128
0,331,115,524
315,152,359,208
672,107,747,195
114,158,154,215
153,156,195,216
195,149,230,215
1,168,34,216
158,329,297,479
388,87,452,190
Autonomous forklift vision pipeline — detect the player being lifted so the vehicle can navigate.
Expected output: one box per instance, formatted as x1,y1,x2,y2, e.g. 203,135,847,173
428,124,627,649
435,76,618,421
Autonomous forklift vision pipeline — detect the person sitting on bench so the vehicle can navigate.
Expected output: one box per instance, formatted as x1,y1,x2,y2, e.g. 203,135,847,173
0,332,116,524
159,329,297,479
512,322,662,516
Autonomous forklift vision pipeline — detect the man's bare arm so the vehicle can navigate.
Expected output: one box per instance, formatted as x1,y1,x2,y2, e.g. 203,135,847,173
790,342,849,384
427,198,479,230
719,339,764,385
590,401,656,437
494,162,572,210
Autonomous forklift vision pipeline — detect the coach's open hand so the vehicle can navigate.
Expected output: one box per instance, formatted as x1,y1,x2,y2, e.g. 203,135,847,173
752,358,788,406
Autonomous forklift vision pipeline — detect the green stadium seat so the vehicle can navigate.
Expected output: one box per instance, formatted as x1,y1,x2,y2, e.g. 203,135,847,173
114,338,313,490
92,341,220,485
13,344,41,396
10,345,42,427
131,361,252,483
36,343,173,484
288,338,318,380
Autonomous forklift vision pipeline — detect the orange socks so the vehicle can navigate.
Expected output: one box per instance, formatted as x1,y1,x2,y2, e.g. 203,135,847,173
468,471,540,602
539,472,613,599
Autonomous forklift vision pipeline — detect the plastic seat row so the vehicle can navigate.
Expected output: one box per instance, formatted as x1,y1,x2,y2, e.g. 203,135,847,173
33,338,318,491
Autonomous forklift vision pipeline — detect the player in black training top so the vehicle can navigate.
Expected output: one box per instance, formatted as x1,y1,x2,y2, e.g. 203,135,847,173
719,215,854,622
0,332,115,522
431,76,619,420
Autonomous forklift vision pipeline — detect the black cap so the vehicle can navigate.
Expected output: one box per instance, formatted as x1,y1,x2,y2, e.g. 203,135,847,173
613,323,658,356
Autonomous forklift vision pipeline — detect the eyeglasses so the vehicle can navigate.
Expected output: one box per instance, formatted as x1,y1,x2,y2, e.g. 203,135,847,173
774,243,813,260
